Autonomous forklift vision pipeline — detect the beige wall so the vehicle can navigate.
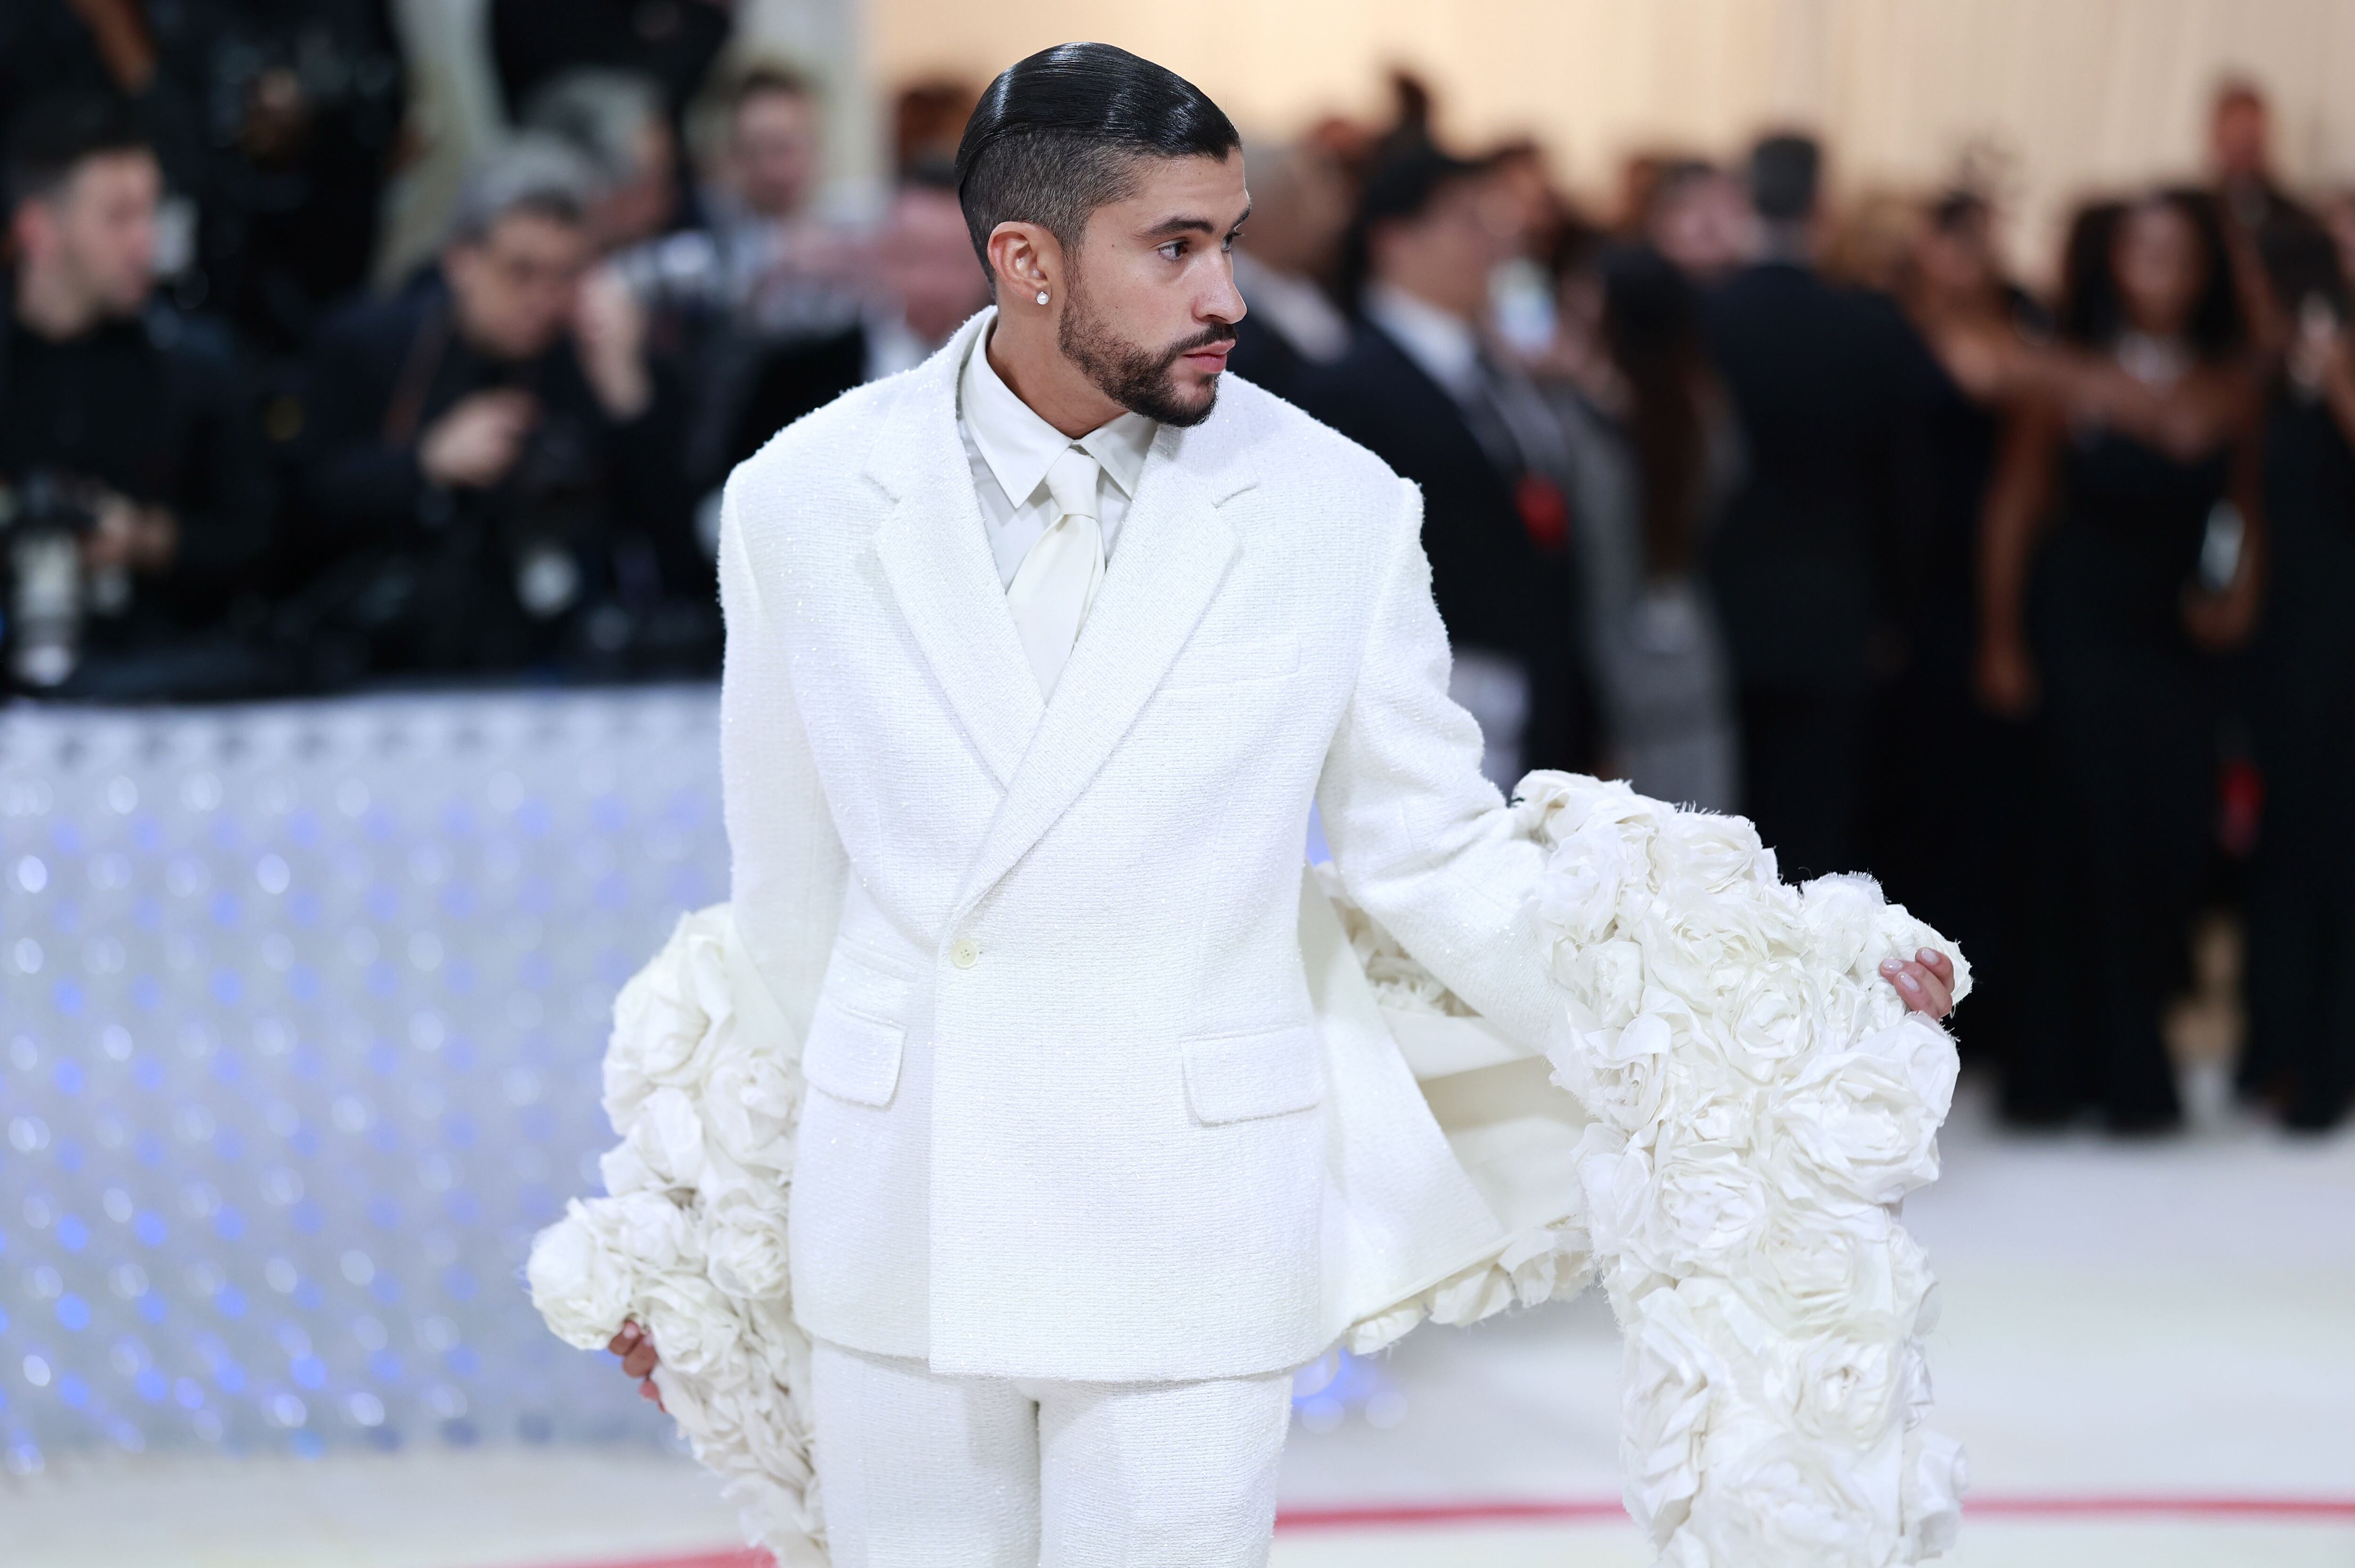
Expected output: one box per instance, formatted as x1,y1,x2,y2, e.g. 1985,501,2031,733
869,0,2355,280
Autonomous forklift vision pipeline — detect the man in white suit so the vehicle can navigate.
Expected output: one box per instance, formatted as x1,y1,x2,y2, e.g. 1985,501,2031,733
608,43,1958,1567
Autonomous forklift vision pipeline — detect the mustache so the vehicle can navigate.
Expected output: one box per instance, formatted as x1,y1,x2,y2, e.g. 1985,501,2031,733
1159,322,1240,365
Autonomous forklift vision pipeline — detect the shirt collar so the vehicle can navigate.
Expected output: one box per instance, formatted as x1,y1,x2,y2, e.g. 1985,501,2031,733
960,321,1156,505
1364,280,1482,401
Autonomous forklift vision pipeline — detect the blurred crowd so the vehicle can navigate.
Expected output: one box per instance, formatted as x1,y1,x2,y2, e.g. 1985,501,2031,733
0,12,2347,1135
1243,77,2350,1138
0,0,991,697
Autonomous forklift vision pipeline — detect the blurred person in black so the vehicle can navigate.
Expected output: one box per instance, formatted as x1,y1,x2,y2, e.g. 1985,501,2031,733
2240,220,2355,1131
1702,132,1917,880
1977,191,2263,1133
697,163,991,513
1876,189,2053,1066
291,140,698,680
1644,158,1752,284
1536,228,1741,811
491,0,730,137
1302,143,1584,785
0,94,269,696
181,0,406,364
1226,137,1352,403
0,0,204,204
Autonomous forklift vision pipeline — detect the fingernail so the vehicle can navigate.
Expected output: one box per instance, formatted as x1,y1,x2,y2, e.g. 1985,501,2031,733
1898,971,1921,991
1916,949,1938,965
1880,959,1901,974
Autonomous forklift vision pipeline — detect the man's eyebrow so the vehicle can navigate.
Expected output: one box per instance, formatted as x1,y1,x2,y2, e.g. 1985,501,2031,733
1140,202,1253,239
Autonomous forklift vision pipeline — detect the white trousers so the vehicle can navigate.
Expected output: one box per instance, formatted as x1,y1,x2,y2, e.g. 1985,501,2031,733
809,1338,1295,1568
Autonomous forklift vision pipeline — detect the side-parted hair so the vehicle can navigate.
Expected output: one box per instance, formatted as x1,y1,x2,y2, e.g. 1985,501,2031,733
952,43,1238,278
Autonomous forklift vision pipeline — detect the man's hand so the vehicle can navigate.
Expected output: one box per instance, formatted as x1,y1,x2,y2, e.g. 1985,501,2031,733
1880,949,1957,1018
419,389,538,488
574,266,651,422
81,494,177,573
608,1320,663,1410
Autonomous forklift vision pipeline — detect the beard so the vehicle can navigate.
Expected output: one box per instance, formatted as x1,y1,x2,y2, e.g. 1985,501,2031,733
1057,270,1236,428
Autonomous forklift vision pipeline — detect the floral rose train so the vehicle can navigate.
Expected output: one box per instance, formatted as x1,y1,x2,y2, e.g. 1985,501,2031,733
530,772,1969,1567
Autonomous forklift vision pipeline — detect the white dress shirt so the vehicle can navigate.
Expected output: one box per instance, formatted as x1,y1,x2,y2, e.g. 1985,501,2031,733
1363,280,1482,402
958,325,1158,589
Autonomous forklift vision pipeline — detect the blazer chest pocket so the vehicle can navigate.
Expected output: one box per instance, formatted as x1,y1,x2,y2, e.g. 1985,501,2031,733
1182,1024,1324,1125
801,995,906,1107
1163,635,1301,691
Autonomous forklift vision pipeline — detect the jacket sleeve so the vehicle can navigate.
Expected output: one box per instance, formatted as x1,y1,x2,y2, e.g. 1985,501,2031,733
1315,476,1562,1054
718,468,849,1037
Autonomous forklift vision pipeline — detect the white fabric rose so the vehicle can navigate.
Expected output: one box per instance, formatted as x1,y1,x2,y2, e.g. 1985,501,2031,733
603,1085,707,1195
525,1202,633,1349
702,1040,801,1175
636,1271,740,1378
704,1181,794,1301
1770,1016,1957,1206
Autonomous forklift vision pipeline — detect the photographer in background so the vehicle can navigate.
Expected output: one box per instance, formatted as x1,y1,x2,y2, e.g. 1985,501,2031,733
291,140,699,679
0,94,269,696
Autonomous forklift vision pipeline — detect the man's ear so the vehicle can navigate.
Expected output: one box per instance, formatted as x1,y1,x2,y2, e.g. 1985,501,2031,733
985,220,1061,308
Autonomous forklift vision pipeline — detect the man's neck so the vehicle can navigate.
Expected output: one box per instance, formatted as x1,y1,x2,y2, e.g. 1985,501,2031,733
985,311,1124,439
14,266,107,341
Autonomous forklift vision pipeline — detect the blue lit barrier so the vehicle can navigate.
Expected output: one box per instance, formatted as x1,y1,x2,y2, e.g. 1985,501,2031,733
0,687,728,1469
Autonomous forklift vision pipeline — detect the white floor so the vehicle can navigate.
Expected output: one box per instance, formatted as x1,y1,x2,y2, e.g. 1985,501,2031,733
5,1085,2351,1568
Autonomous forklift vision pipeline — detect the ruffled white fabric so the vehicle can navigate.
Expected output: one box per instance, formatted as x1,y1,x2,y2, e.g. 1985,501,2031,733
526,907,829,1567
529,771,1967,1567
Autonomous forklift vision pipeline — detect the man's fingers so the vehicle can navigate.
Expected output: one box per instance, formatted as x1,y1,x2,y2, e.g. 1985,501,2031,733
1879,957,1953,1017
639,1377,664,1409
622,1344,658,1378
1916,948,1953,983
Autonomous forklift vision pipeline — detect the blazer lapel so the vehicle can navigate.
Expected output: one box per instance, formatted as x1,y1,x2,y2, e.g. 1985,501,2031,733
868,313,1043,789
953,422,1243,919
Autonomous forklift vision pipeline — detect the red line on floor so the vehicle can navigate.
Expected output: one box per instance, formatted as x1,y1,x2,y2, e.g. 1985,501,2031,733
516,1495,2355,1568
1272,1496,2355,1530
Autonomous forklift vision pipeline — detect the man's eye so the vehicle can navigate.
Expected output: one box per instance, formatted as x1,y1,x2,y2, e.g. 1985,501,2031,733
1159,241,1186,261
1223,232,1240,252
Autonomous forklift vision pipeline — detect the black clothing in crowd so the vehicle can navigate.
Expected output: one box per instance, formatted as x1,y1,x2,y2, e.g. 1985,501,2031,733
2011,429,2234,1130
0,300,272,688
1303,324,1584,776
2244,388,2355,1128
490,0,730,127
1701,258,1915,880
291,281,700,677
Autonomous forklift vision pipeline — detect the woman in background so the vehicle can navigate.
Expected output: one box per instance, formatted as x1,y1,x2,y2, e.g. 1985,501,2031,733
1977,190,2264,1133
2241,213,2355,1132
1884,191,2049,1072
1540,235,1742,811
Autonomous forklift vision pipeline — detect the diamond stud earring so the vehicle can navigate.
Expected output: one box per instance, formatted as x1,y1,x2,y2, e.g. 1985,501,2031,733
1035,290,1049,305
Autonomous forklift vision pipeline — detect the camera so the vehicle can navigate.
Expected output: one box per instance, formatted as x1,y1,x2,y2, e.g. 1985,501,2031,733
0,470,109,690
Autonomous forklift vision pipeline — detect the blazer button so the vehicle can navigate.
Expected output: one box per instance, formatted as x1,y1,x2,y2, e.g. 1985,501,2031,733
949,939,980,969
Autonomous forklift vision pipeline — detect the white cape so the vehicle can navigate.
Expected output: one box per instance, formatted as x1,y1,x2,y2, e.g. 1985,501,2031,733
531,772,1970,1567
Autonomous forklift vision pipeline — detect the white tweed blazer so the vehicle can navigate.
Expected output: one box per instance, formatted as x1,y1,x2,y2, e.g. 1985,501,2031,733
719,309,1561,1382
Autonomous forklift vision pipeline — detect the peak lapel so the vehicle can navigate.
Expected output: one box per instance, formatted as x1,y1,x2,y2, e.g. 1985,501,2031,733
953,428,1239,918
868,314,1042,789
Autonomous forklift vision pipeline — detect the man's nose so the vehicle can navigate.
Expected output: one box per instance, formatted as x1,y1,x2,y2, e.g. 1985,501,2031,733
1202,260,1247,325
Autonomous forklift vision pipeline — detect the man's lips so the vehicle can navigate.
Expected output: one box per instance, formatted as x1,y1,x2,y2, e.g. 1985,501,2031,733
1179,341,1234,371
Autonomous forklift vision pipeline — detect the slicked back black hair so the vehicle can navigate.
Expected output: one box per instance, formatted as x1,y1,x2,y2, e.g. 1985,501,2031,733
953,43,1239,281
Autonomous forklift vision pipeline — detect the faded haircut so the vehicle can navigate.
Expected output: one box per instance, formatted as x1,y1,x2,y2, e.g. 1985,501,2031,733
953,43,1238,286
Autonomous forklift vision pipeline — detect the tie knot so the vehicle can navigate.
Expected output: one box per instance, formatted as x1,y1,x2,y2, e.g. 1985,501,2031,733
1044,446,1101,522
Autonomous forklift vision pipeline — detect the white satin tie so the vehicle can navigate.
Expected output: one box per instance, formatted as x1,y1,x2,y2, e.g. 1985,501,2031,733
1006,446,1105,698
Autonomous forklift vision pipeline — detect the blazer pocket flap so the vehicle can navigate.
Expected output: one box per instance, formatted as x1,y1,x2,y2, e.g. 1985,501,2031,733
1165,635,1301,689
801,995,905,1107
1183,1025,1324,1124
